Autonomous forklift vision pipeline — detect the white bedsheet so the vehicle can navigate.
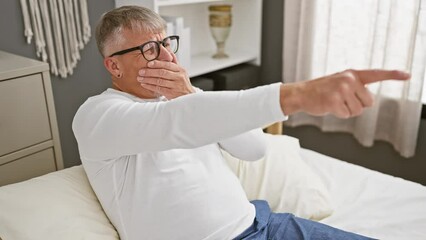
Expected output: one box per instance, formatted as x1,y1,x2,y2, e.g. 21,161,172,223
300,148,426,240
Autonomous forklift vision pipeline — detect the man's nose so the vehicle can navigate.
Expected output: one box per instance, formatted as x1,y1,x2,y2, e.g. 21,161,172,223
157,45,173,62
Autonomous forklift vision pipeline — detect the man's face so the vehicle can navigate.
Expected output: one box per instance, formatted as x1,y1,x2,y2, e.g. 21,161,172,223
108,28,173,98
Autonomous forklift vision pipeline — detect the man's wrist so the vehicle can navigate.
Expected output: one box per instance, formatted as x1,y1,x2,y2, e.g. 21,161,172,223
279,82,303,116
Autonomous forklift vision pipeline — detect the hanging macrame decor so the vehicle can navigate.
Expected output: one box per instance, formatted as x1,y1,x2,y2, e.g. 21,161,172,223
20,0,91,78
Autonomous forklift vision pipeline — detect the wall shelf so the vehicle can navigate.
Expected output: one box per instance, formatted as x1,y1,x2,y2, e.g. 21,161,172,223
188,49,257,77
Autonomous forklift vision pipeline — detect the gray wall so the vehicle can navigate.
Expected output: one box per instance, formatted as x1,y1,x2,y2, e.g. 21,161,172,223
0,1,115,167
260,0,426,185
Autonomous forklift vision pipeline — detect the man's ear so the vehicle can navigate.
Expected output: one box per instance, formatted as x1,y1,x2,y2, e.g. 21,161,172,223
104,57,122,78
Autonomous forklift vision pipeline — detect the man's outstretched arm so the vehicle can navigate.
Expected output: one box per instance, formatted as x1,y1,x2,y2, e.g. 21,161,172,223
279,69,410,118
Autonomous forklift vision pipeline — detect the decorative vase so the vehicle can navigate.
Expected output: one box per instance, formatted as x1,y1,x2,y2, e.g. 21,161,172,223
209,5,232,59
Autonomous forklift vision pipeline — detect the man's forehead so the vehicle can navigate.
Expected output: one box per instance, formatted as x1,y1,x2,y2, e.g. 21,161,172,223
122,28,165,45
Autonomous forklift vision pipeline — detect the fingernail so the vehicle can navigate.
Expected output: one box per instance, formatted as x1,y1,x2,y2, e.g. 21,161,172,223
139,69,145,75
147,61,154,67
395,70,410,79
137,77,144,82
402,72,411,79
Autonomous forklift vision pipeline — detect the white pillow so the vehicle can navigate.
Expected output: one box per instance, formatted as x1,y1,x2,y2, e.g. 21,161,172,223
223,134,333,220
0,166,118,240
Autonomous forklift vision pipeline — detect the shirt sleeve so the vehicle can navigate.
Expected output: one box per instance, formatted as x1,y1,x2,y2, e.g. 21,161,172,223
218,129,267,161
72,83,287,160
197,86,268,161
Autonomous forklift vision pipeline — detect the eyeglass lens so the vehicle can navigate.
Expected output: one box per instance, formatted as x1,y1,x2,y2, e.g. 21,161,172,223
141,37,178,61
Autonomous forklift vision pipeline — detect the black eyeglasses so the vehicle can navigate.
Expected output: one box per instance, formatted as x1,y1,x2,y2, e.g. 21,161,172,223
109,35,180,61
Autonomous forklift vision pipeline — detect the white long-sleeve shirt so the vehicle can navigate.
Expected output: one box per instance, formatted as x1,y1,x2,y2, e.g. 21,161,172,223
72,83,286,240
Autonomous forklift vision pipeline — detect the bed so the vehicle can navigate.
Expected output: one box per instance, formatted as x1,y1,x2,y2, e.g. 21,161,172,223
1,134,425,240
303,148,426,239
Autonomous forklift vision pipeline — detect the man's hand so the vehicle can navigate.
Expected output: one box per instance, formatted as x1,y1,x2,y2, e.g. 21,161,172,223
137,54,195,100
280,69,411,118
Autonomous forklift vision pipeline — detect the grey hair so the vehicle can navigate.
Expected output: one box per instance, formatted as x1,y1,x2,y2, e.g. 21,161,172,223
95,5,166,57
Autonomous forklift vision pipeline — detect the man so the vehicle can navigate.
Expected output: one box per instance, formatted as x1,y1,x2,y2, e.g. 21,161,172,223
72,5,410,240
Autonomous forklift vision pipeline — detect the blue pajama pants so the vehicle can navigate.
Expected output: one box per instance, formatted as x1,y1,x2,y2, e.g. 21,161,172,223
233,200,376,240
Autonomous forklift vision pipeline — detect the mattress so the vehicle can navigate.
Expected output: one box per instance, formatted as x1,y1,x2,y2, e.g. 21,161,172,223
301,148,426,240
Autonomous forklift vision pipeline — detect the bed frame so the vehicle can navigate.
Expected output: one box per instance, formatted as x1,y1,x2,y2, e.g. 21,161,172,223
265,122,283,135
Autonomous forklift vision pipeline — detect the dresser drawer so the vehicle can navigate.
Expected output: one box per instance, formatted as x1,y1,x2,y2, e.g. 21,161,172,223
0,148,56,186
0,74,52,156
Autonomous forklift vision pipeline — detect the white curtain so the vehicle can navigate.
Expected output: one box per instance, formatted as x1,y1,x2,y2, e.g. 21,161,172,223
283,0,426,158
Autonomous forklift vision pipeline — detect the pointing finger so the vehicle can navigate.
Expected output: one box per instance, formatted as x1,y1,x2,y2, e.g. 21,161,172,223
355,69,411,84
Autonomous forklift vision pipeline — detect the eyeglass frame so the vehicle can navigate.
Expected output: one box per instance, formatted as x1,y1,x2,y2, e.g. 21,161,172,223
108,35,180,61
